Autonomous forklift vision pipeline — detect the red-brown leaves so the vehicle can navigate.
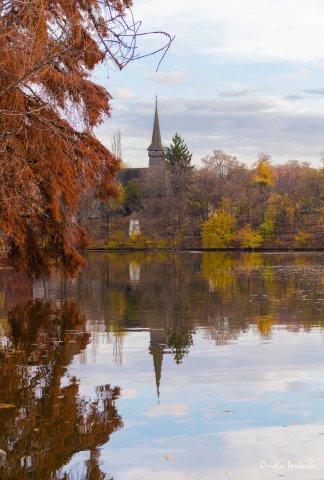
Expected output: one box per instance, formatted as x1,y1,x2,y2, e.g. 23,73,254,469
0,0,125,277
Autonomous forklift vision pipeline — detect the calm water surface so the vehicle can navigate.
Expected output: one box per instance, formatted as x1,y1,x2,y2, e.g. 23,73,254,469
0,252,324,480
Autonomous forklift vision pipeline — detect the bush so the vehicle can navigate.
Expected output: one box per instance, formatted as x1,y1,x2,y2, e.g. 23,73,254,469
259,220,275,240
106,231,158,249
237,225,263,249
294,231,313,247
105,231,128,249
201,211,236,248
155,239,169,249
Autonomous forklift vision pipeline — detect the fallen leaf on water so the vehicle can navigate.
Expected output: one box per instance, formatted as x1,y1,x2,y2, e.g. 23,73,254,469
162,456,178,461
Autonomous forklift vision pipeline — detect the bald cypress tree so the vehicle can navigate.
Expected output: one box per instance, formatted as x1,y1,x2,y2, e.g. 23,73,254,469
0,1,171,277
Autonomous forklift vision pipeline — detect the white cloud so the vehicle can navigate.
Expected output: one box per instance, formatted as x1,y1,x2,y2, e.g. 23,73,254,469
114,88,136,100
304,88,324,96
121,387,138,399
134,0,324,63
275,68,311,80
220,88,263,98
145,402,189,417
144,71,185,85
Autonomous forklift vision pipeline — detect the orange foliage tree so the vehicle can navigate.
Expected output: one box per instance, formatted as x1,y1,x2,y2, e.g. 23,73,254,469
0,1,171,277
0,299,123,479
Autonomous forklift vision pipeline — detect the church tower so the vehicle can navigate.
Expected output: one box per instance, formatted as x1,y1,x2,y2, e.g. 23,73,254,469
148,97,165,168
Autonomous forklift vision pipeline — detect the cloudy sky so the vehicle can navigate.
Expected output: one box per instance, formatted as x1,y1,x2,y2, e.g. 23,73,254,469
95,0,324,167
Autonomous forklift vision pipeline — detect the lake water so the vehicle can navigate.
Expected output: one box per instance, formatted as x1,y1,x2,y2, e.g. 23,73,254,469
0,252,324,480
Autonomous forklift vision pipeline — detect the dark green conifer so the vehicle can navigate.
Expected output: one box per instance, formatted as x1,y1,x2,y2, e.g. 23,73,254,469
165,133,193,172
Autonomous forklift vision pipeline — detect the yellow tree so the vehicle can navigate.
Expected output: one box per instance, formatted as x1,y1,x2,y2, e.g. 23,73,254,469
253,153,274,187
201,199,236,248
236,224,263,248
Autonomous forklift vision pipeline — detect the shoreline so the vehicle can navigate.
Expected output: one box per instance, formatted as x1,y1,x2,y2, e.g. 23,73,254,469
86,247,324,252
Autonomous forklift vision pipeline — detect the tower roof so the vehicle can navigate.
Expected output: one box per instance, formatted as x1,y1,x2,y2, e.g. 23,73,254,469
148,97,164,152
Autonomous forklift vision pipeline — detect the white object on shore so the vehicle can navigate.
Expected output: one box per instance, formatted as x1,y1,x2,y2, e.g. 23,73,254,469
129,220,140,237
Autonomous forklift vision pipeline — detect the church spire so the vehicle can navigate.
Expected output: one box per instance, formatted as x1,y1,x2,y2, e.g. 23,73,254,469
149,327,166,400
151,345,163,399
148,96,164,153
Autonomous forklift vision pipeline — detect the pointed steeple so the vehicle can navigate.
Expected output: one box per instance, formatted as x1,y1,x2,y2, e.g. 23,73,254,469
147,97,165,168
149,326,166,400
148,96,164,152
151,345,163,399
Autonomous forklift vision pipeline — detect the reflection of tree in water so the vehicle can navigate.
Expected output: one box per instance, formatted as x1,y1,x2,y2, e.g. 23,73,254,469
0,269,33,347
0,300,122,480
166,330,193,364
256,314,275,337
30,252,324,398
201,252,324,340
76,252,324,377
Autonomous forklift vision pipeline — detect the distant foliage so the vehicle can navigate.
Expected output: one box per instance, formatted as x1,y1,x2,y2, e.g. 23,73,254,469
259,221,275,240
81,146,323,250
237,225,264,249
201,149,240,179
253,153,274,186
123,181,142,213
294,231,313,247
106,231,170,249
202,203,236,248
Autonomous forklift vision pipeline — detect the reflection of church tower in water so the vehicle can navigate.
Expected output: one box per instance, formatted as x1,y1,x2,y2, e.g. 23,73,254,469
147,96,165,168
149,328,167,399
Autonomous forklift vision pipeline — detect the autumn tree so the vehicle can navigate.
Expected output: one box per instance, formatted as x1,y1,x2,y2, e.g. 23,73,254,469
236,224,263,249
252,153,274,187
195,150,249,222
0,1,172,277
201,149,240,181
201,199,237,248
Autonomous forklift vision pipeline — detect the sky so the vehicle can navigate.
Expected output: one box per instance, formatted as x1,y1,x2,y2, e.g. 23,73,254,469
95,0,324,168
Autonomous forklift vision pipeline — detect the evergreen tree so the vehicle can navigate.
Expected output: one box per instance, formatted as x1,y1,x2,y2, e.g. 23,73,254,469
165,133,193,173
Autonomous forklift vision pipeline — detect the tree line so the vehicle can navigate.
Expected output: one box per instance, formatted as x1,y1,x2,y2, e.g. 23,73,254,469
82,134,324,249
